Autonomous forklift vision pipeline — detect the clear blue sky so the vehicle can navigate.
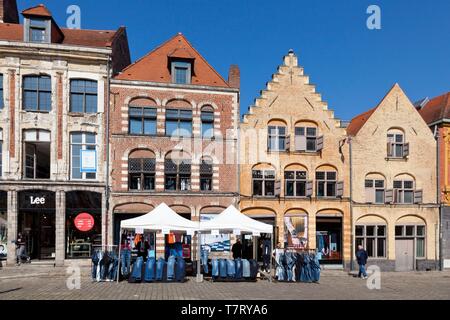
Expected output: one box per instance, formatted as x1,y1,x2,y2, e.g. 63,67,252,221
20,0,450,121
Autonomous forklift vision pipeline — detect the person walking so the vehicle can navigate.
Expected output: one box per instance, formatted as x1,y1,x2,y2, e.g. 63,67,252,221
231,238,243,259
356,244,368,279
15,233,27,265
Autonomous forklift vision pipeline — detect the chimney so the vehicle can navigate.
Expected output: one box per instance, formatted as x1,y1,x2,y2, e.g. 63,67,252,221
0,0,19,23
228,64,240,89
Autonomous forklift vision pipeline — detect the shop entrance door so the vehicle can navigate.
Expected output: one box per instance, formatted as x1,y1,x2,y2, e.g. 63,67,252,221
395,239,414,271
18,211,55,260
316,217,343,264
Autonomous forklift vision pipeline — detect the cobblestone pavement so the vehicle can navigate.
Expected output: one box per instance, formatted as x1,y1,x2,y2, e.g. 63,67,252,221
0,266,449,300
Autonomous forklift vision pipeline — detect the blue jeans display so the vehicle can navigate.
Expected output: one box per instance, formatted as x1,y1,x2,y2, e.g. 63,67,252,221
242,259,250,278
175,257,186,282
201,250,209,274
131,256,144,282
156,257,166,281
219,259,227,278
358,264,367,278
144,257,156,282
235,258,243,279
120,249,131,277
226,259,236,278
311,255,321,282
211,259,219,278
108,252,119,281
91,250,100,280
167,256,176,281
285,252,296,282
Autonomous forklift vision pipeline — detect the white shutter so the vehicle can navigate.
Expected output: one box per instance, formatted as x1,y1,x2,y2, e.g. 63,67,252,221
385,189,393,204
274,180,281,196
306,180,313,197
387,143,393,157
285,135,290,152
295,135,306,151
316,135,324,152
365,187,375,203
403,143,410,158
414,189,423,204
336,181,344,197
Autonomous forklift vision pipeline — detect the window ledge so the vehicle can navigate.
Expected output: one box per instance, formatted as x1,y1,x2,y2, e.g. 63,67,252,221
252,195,277,199
385,157,408,161
68,112,99,117
21,110,51,114
266,150,288,153
292,151,320,155
285,196,309,199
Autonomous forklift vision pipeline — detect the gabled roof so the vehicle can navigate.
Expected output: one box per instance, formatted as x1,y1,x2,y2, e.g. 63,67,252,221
115,33,230,87
22,4,52,17
419,92,450,125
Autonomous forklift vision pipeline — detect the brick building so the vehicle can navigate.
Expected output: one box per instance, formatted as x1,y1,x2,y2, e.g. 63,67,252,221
419,92,450,269
0,2,130,265
239,50,352,268
109,33,239,259
348,84,439,271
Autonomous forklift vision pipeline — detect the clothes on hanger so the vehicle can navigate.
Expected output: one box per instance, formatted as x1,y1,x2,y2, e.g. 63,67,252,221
275,249,320,283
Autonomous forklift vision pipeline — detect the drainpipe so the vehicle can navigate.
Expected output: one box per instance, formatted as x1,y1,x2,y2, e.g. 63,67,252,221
105,54,112,247
349,136,354,272
435,125,443,271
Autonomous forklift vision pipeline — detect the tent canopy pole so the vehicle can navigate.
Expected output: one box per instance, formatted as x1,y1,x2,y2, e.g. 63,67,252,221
116,228,122,283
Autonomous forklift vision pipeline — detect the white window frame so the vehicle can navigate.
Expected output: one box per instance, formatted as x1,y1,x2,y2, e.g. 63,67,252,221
70,132,97,180
355,224,387,258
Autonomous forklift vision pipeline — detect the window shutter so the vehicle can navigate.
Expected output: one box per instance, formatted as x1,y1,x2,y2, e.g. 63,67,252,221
414,189,423,204
316,135,324,152
306,180,313,197
387,143,393,157
365,187,375,203
385,189,393,204
336,181,344,197
285,135,290,152
403,142,410,158
295,135,306,151
274,180,281,196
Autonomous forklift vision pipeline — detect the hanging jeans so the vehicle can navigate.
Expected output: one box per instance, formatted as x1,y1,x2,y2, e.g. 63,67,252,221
175,257,186,282
201,250,209,274
226,259,236,278
311,254,321,282
285,252,296,282
262,254,271,272
131,256,144,282
211,259,219,278
156,258,167,281
234,258,243,279
91,250,100,280
167,256,176,281
120,249,131,277
219,259,227,278
249,259,258,279
242,259,251,278
144,257,156,282
108,252,119,280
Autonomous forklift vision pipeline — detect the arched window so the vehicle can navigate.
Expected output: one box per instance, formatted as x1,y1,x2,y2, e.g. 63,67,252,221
165,151,191,191
284,164,310,197
267,120,287,152
316,166,342,198
129,105,157,135
252,164,276,197
166,109,192,137
387,128,408,158
201,106,214,138
128,150,156,191
391,174,421,204
294,121,323,152
23,129,51,179
70,79,98,113
364,173,386,204
200,156,213,191
23,75,51,112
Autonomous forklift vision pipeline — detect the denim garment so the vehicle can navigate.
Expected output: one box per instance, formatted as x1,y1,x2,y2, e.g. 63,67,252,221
249,259,258,279
144,257,156,282
108,252,119,280
242,259,250,278
226,259,236,278
285,252,297,282
300,254,312,283
167,255,177,281
219,259,227,278
96,251,103,282
211,259,219,278
358,264,368,278
310,254,321,282
175,257,186,282
91,250,100,280
131,256,144,281
156,257,167,281
120,249,131,277
234,258,243,279
295,253,303,281
201,250,209,274
275,253,285,281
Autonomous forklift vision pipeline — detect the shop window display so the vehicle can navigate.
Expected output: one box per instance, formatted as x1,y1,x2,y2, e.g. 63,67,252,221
284,216,308,248
0,191,7,259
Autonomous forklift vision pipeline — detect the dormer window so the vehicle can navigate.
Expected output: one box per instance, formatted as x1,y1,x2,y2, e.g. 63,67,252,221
26,18,50,43
171,61,191,84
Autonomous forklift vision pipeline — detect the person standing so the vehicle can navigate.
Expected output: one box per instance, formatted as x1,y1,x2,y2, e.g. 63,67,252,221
231,238,243,259
356,244,368,279
15,233,26,265
261,237,272,272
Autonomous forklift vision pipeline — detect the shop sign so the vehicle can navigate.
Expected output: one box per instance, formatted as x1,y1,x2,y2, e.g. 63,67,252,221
80,150,97,173
19,191,55,210
74,213,94,232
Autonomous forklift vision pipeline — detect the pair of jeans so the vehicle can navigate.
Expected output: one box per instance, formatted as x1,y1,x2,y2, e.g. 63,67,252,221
175,257,186,282
358,264,367,278
242,259,250,278
201,250,209,274
219,259,227,278
108,252,118,280
285,252,296,281
211,259,219,278
310,254,321,282
91,250,100,279
300,254,312,283
167,256,176,281
120,249,131,277
226,259,236,278
131,256,144,281
144,257,156,282
96,251,103,282
262,254,271,272
235,258,243,279
16,245,25,263
156,257,166,281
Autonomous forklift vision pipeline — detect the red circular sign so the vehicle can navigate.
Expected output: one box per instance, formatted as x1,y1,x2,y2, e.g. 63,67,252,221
74,213,94,232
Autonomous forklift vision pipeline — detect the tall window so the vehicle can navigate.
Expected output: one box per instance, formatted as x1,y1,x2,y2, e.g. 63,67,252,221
23,129,51,179
70,132,97,180
166,109,192,137
387,132,408,158
316,171,337,197
285,170,307,197
252,170,275,196
355,225,386,258
295,127,318,152
171,61,191,84
165,157,191,191
395,225,426,258
128,151,155,191
393,180,414,204
0,74,3,109
129,106,157,135
70,79,98,113
200,158,213,191
0,129,2,177
201,108,214,138
365,179,385,203
268,126,286,151
29,18,48,43
23,75,51,112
